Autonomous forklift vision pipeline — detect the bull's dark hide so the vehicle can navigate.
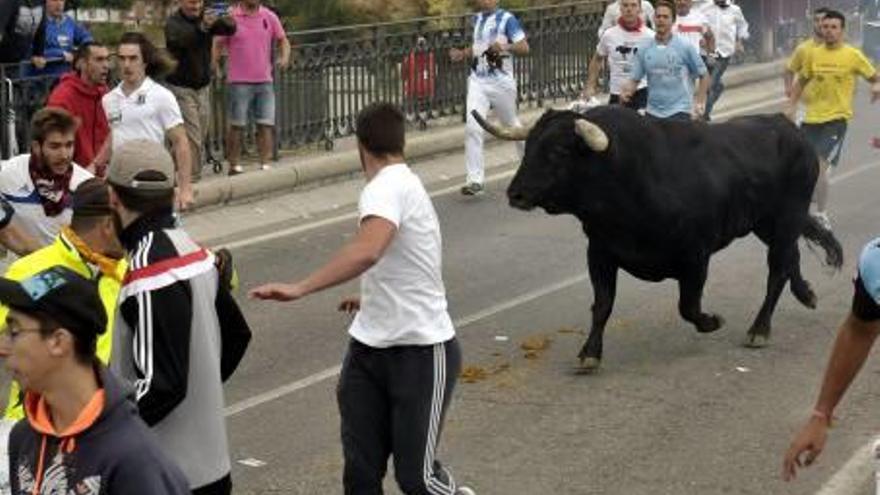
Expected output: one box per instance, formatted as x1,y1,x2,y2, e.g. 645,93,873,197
504,106,843,370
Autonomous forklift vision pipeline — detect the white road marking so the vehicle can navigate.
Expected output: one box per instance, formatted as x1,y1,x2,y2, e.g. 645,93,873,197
814,441,874,495
224,274,587,418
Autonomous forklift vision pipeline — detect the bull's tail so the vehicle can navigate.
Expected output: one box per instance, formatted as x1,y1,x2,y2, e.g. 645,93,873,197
802,215,844,269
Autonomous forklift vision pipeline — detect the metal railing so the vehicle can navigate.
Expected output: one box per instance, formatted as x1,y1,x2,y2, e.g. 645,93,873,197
1,2,606,160
210,1,607,157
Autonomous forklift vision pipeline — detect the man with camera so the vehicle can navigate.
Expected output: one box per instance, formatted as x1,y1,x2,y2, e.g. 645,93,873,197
165,0,236,183
449,0,529,197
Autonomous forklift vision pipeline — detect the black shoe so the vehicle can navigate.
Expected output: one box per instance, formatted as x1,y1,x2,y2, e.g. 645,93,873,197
460,182,484,196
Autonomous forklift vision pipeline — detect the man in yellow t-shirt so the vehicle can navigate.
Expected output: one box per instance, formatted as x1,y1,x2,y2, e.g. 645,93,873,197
784,7,828,99
787,9,880,231
1,178,125,420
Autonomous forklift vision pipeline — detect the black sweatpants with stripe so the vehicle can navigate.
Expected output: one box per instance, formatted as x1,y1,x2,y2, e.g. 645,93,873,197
337,337,462,495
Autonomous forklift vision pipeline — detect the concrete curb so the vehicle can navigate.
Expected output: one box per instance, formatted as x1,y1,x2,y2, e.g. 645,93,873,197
192,60,786,211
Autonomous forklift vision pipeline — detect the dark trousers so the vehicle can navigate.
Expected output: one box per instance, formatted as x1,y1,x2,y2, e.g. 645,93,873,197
192,474,232,495
704,56,730,119
338,338,462,495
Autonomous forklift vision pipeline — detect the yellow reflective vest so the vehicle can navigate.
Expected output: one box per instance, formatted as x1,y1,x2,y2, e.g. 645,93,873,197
1,233,124,420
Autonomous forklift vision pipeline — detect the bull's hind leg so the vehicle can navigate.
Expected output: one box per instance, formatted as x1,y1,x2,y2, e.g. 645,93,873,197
578,244,618,372
678,257,725,333
746,240,799,348
789,247,817,309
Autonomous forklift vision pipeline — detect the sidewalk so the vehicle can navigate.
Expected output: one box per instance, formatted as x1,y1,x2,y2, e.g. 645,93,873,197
188,59,787,213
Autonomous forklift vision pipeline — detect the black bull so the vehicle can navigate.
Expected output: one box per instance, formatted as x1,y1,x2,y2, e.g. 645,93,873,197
472,106,843,371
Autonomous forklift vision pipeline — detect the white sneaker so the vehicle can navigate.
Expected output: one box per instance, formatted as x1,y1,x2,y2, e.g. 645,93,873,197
260,163,273,171
456,486,476,495
813,211,832,231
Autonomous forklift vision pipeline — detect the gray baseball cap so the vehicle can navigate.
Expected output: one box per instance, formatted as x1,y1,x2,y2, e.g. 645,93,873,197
107,139,175,191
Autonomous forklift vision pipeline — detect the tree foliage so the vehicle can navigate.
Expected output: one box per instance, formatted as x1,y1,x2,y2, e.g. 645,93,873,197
275,0,576,28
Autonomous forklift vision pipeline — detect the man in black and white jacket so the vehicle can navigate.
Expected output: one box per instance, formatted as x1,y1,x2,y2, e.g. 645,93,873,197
106,139,233,495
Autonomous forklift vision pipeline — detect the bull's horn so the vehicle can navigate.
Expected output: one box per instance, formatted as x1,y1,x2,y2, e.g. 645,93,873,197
574,119,609,152
470,110,530,141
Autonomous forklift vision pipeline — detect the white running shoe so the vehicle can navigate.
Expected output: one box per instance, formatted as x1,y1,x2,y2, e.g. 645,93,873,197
260,163,273,171
456,486,476,495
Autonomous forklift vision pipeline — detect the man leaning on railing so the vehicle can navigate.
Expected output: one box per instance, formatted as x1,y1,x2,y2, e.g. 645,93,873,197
28,0,92,78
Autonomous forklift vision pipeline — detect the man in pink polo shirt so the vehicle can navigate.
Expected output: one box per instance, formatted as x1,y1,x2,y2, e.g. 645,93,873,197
213,0,291,175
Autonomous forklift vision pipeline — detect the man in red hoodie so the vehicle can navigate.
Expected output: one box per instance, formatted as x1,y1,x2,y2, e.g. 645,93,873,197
46,42,110,176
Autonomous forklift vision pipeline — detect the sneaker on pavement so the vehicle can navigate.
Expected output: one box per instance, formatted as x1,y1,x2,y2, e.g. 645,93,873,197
460,182,484,196
228,164,245,176
260,163,273,171
456,486,476,495
813,211,832,231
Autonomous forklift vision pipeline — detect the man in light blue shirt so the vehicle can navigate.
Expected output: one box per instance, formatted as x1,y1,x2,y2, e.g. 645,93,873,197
622,0,709,120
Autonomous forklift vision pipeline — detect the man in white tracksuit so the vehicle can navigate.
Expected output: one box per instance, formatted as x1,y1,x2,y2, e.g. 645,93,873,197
450,0,529,196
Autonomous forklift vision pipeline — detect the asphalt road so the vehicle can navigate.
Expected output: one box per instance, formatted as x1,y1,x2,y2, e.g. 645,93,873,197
217,91,880,494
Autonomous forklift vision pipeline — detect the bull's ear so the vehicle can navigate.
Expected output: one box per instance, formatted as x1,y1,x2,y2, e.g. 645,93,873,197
574,119,609,152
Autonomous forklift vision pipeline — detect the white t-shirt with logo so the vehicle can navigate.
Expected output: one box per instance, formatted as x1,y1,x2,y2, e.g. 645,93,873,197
102,77,184,151
597,24,655,94
674,10,711,55
0,154,92,246
348,164,455,348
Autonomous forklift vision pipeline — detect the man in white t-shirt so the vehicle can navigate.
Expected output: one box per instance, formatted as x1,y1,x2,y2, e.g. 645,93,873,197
102,32,193,210
700,0,748,119
584,0,654,110
674,0,715,57
0,108,93,247
250,103,475,495
598,0,655,35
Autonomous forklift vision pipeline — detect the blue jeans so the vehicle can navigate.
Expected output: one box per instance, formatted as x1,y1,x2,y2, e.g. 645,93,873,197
227,82,276,127
704,56,730,119
802,119,848,167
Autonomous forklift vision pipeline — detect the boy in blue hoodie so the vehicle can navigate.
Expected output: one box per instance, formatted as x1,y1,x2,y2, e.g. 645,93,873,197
0,266,189,494
29,0,91,77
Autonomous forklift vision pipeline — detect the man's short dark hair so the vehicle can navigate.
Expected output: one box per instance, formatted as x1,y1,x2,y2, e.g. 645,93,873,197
73,41,105,68
118,31,177,78
814,7,831,16
355,103,406,157
30,108,77,145
109,178,175,215
71,178,112,232
823,9,846,27
655,0,676,21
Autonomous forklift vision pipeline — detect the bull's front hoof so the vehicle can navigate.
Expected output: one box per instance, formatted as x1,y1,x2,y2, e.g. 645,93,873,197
696,314,725,333
744,333,770,348
577,356,601,374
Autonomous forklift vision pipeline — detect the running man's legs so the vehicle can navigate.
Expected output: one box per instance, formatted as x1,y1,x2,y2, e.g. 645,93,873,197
465,76,491,186
704,56,730,119
486,77,524,160
390,339,462,495
338,340,392,495
802,119,848,224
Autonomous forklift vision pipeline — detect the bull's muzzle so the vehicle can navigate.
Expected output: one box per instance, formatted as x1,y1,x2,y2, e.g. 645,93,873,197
470,110,531,140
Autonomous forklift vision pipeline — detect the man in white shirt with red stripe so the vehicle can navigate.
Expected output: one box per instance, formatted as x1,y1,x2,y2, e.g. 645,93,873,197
598,0,655,35
674,0,715,59
251,103,475,495
583,0,654,110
